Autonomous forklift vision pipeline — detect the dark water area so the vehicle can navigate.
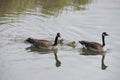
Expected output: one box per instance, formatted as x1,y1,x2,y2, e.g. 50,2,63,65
0,0,120,80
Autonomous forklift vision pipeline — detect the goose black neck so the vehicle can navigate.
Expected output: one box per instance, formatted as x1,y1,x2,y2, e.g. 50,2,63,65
53,36,58,46
102,35,105,46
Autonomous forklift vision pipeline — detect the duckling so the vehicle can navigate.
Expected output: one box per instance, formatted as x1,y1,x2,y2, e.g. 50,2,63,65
66,41,77,48
58,37,64,44
25,33,61,50
79,32,109,52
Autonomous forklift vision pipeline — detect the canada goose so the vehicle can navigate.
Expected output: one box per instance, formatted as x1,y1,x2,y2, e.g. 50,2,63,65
79,32,109,52
66,41,77,48
25,33,61,50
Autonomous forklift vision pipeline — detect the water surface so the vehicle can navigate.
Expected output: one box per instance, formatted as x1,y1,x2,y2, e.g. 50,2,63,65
0,0,120,80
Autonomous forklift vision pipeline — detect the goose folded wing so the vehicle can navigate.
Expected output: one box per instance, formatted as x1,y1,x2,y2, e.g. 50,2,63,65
84,41,102,49
35,40,53,47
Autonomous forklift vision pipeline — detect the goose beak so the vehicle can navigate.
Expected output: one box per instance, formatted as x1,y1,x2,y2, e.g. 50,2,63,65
106,34,109,36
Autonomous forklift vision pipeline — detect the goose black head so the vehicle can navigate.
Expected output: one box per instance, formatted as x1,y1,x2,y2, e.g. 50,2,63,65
102,32,109,36
57,33,61,37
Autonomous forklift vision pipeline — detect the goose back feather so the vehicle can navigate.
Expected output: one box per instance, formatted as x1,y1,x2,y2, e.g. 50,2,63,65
79,41,103,52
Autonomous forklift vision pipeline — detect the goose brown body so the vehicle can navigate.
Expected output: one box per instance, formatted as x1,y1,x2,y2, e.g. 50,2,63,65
79,41,104,52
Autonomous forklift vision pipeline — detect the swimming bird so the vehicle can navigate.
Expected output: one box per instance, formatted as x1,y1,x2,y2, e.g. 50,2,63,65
79,32,109,52
58,38,64,44
25,33,61,50
66,41,77,48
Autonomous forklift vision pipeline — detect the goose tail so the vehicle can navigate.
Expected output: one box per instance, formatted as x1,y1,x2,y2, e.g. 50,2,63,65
25,38,39,47
26,38,34,43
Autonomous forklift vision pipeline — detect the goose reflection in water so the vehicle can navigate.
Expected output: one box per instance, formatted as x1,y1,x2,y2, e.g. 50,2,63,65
80,48,107,70
26,46,61,67
53,50,61,67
